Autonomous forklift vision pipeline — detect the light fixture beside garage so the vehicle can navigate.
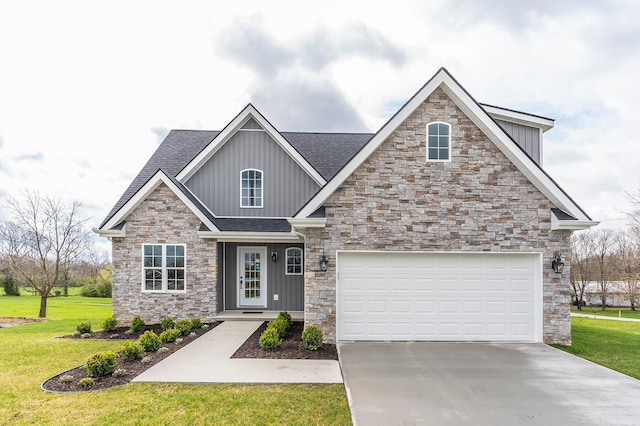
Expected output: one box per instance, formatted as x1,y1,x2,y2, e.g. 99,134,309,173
551,252,564,274
271,251,278,262
319,251,329,271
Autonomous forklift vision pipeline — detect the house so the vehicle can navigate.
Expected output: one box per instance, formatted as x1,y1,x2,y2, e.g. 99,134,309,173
95,68,598,344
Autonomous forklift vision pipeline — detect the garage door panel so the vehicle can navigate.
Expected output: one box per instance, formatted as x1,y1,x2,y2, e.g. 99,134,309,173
338,252,540,342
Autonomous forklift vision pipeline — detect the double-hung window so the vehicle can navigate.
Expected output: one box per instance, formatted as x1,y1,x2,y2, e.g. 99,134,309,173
241,169,263,208
427,122,451,161
143,244,185,292
285,247,303,275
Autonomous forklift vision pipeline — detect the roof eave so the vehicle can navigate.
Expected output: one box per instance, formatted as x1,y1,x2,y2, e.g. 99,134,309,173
197,230,303,242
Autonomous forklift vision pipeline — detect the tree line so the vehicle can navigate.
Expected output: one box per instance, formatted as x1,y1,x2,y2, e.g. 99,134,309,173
0,190,110,317
571,188,640,310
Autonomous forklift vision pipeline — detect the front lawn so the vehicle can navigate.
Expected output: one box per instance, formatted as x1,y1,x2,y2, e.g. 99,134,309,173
553,317,640,380
0,297,351,425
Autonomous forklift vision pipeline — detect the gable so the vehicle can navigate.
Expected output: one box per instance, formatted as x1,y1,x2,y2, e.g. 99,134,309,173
294,68,597,230
184,127,321,217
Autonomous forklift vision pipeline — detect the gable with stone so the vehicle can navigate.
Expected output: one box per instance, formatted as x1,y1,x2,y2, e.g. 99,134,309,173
95,68,597,344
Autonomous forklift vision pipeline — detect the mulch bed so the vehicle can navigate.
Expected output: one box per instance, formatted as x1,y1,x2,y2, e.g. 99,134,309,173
43,320,337,393
42,323,219,393
231,321,338,360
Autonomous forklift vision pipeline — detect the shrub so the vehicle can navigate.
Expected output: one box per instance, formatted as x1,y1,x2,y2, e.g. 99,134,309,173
102,317,118,332
302,325,324,350
125,329,133,335
121,341,145,360
278,311,293,329
131,316,145,333
175,338,184,345
268,319,288,338
158,347,169,354
138,330,161,352
76,321,92,334
159,328,181,343
79,377,93,388
110,333,119,339
81,333,91,339
191,318,203,329
86,350,117,377
80,279,112,298
259,327,282,350
202,324,210,329
2,275,20,296
141,356,152,364
175,319,193,336
161,316,175,331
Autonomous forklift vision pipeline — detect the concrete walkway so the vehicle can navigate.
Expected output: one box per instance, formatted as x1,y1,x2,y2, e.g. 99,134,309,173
132,321,343,384
571,312,640,322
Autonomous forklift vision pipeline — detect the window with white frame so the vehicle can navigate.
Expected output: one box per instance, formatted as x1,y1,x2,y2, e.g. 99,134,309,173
427,122,451,161
241,169,263,208
143,244,185,292
285,247,303,275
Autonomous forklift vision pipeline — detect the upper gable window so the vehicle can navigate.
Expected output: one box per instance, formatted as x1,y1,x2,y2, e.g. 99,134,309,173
241,169,263,208
427,122,451,162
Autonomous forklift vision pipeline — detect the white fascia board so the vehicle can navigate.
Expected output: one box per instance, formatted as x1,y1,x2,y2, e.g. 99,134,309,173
176,105,326,186
551,215,600,231
287,218,327,229
198,231,302,243
92,227,125,238
482,104,555,132
100,170,219,232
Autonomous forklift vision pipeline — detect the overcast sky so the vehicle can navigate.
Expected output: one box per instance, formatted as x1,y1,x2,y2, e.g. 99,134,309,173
1,1,638,243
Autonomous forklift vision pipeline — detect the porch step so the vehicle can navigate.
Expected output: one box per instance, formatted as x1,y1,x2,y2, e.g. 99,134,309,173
215,310,304,322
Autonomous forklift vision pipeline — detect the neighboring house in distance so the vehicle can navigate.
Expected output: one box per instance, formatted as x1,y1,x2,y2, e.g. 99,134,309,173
574,281,637,307
95,68,598,345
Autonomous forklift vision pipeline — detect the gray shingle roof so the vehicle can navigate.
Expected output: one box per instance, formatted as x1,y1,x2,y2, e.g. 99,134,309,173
99,129,371,230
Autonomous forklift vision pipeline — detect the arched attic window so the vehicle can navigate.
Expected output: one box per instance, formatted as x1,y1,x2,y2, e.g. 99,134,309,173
427,122,451,162
240,169,263,208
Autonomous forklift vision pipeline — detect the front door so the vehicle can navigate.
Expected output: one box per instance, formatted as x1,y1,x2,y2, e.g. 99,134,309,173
238,247,267,307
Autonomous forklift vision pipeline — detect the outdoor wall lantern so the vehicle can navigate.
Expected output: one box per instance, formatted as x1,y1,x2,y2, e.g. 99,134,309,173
551,251,564,274
319,251,329,271
271,251,278,262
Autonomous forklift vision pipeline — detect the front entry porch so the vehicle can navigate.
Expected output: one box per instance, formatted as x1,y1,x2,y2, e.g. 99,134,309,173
215,310,304,321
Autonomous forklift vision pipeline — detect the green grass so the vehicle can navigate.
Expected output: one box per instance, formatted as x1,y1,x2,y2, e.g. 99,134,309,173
571,306,640,319
0,297,351,425
553,317,640,380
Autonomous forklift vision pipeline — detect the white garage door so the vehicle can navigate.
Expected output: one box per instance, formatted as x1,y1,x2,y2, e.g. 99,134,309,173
337,252,541,342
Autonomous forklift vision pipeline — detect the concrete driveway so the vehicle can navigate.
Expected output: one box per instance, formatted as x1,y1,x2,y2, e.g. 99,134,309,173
339,342,640,425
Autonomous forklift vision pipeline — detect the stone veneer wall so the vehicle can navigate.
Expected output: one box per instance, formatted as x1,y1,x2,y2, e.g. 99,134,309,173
304,88,572,344
111,183,218,324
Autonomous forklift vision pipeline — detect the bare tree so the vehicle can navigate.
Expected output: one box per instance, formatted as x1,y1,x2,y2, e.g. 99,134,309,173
625,188,640,233
0,191,92,317
615,230,640,310
570,230,595,310
593,229,615,310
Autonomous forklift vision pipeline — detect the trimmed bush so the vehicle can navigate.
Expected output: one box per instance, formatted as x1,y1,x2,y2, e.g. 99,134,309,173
138,330,161,352
159,328,181,343
191,318,203,329
79,377,93,388
76,321,92,334
121,341,145,360
175,319,193,336
86,350,117,377
161,316,175,331
259,327,282,350
267,319,288,338
102,317,118,332
60,374,73,383
278,311,293,329
80,279,112,298
302,325,324,350
131,316,145,333
112,368,127,378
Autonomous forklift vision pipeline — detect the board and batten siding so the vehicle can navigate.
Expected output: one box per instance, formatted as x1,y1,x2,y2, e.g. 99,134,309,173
221,242,304,311
495,119,541,165
185,128,321,217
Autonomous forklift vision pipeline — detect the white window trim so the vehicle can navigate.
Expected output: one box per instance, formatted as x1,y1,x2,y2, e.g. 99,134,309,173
426,121,452,162
285,247,303,275
240,168,264,209
141,244,187,293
